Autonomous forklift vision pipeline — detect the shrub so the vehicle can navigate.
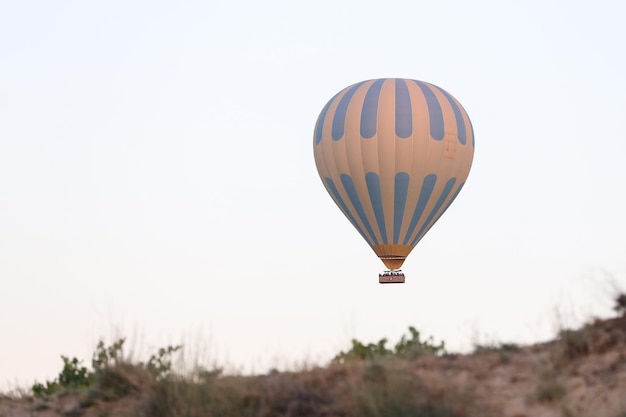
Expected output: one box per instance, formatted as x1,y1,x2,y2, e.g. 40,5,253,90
559,327,590,360
145,345,182,380
92,338,125,372
473,342,519,354
394,326,446,358
614,293,626,316
353,361,472,417
333,338,392,363
332,327,446,364
31,339,181,398
536,369,565,403
32,356,90,397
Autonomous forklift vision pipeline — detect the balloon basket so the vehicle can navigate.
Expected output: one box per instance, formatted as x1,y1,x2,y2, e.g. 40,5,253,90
379,270,405,284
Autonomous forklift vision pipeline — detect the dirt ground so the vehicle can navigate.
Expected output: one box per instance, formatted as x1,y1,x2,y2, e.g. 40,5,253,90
2,315,625,417
434,316,626,416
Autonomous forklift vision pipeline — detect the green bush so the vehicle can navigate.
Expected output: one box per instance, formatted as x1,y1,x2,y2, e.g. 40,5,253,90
614,293,626,316
92,338,125,372
32,356,90,397
394,326,446,358
333,326,446,364
31,338,182,398
145,345,182,380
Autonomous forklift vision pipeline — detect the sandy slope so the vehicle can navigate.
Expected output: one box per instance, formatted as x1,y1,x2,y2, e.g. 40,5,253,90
1,316,625,417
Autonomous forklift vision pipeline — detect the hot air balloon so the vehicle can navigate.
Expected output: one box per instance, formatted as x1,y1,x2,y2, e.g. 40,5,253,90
313,78,474,283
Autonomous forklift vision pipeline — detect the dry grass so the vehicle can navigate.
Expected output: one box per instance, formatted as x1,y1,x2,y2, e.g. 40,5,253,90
0,352,481,417
145,358,478,417
3,306,626,417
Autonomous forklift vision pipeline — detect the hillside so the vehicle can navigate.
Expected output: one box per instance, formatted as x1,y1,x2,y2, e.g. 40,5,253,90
1,315,625,417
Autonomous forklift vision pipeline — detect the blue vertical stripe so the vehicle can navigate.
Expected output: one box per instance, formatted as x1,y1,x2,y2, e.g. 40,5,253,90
439,182,465,217
410,177,457,246
414,81,444,141
426,182,465,244
402,174,437,245
434,86,467,145
360,79,385,139
332,82,365,141
365,172,388,244
324,177,371,244
395,79,413,138
393,172,410,244
341,174,379,245
314,91,340,145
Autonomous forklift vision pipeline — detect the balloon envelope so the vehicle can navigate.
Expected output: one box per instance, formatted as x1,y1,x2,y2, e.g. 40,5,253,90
313,78,474,270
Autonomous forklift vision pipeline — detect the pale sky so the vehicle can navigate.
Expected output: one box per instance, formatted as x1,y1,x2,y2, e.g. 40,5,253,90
1,0,625,386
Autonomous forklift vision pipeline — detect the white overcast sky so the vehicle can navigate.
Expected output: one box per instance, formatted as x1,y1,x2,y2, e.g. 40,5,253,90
1,0,625,386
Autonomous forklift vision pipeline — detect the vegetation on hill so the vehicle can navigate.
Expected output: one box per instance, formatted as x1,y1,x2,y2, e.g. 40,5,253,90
1,293,625,417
